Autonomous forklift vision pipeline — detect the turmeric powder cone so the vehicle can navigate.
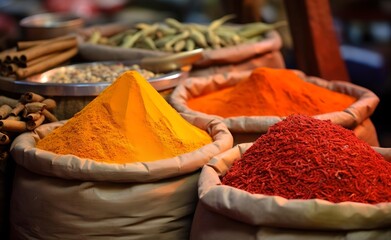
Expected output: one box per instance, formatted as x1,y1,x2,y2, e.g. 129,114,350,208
36,70,212,164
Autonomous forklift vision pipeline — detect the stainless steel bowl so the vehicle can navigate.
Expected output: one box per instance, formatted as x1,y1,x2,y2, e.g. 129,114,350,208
0,62,187,96
0,62,188,120
20,13,84,40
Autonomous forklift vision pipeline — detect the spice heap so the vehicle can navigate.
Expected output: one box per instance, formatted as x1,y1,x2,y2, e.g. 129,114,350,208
222,114,391,204
46,63,158,84
37,70,212,164
0,35,77,79
0,92,58,162
187,67,356,118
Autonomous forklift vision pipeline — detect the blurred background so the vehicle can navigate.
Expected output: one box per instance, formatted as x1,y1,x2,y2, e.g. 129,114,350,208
0,0,390,146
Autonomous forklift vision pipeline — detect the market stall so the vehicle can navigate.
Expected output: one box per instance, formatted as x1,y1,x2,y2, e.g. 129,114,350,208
0,7,389,240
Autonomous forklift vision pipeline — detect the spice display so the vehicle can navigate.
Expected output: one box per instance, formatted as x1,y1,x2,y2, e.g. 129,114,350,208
0,35,77,79
36,70,212,164
222,114,391,204
45,63,158,83
187,67,357,118
85,15,286,52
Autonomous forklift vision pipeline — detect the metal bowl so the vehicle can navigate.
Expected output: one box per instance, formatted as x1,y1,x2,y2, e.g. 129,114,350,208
20,13,84,40
0,62,188,120
0,62,187,96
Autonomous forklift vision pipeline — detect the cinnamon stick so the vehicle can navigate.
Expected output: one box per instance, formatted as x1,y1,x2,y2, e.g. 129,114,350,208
0,104,12,119
0,96,18,108
26,112,42,121
20,92,45,103
26,114,45,130
41,98,57,111
25,102,46,113
6,63,19,73
6,115,21,121
17,35,76,50
12,56,21,65
10,103,25,116
16,47,78,79
0,132,10,145
25,52,58,68
42,109,58,122
0,150,9,162
0,53,5,63
21,108,29,118
0,119,27,132
10,37,77,63
4,55,12,64
0,64,8,76
0,48,16,62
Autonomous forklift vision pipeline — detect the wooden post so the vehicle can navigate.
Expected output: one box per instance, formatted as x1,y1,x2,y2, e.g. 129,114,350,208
222,0,263,24
284,0,350,81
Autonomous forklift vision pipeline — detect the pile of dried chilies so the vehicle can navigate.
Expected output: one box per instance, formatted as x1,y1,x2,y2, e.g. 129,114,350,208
187,67,356,118
0,35,77,79
0,93,58,161
222,114,391,204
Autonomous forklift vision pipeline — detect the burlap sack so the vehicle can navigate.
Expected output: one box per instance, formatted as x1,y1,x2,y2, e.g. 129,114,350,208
9,114,233,240
169,70,380,146
0,152,7,236
190,144,391,240
189,51,284,78
189,30,285,77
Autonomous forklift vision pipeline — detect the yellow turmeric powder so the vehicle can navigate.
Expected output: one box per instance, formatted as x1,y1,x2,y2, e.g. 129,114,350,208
187,67,357,118
36,70,212,164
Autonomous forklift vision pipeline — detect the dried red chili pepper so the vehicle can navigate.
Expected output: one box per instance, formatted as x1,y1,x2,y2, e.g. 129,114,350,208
221,114,391,204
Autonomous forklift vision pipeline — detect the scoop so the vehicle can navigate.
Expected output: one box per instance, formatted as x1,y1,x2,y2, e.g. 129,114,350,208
139,48,204,73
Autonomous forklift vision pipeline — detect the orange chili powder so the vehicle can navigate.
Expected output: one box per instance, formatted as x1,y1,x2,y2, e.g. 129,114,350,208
187,67,357,118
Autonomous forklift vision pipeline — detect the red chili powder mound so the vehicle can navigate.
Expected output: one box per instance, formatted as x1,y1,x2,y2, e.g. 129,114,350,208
221,114,391,204
187,67,356,118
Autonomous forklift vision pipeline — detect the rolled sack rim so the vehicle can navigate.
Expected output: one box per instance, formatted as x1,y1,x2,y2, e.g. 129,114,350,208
170,69,380,133
10,114,233,183
193,30,283,67
306,76,379,129
198,143,391,231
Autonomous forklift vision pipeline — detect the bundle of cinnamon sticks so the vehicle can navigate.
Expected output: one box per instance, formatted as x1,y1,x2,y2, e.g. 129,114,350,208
0,92,58,148
0,35,78,79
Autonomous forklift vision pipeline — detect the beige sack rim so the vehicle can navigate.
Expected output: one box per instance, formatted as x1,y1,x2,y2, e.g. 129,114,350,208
10,113,233,183
198,143,391,231
169,70,379,133
194,30,283,67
